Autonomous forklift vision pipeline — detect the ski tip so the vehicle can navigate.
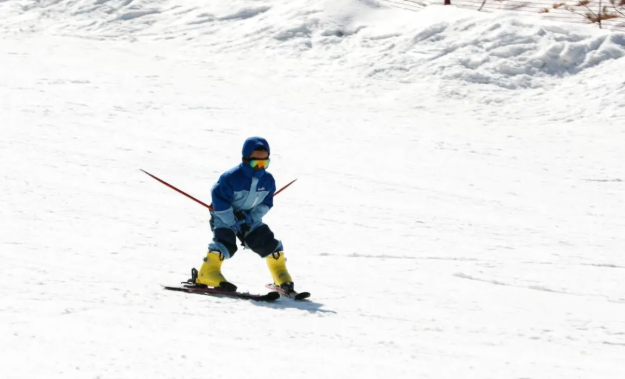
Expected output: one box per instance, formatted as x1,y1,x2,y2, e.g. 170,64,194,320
265,283,311,300
295,292,311,300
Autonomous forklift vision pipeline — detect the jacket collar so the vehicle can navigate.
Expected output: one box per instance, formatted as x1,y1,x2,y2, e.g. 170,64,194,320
239,162,266,179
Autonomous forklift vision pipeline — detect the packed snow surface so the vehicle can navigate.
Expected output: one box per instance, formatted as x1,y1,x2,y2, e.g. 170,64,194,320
1,1,625,378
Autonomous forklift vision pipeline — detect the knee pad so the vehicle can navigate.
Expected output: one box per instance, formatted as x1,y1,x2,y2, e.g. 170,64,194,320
244,224,280,258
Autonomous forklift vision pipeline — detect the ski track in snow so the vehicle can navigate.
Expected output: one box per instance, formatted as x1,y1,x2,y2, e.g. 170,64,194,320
1,1,625,378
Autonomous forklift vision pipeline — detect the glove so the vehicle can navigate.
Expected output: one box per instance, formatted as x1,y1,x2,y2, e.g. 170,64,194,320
241,211,253,225
232,219,246,234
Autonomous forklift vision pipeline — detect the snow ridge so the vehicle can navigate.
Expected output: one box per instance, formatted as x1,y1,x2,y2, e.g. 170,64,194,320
2,0,623,90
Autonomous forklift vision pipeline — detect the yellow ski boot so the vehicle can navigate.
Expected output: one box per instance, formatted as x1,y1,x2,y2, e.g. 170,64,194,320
266,251,310,299
195,251,236,291
266,251,293,288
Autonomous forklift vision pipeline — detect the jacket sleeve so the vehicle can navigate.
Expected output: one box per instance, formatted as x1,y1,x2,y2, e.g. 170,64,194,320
211,175,236,227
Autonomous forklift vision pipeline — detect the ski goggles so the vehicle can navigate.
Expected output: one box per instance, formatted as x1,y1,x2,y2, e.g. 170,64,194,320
247,158,270,169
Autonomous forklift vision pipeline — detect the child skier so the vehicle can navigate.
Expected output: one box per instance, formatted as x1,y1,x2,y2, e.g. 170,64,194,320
193,137,295,293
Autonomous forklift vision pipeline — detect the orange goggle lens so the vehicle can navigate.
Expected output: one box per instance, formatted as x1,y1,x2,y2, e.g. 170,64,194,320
249,159,270,169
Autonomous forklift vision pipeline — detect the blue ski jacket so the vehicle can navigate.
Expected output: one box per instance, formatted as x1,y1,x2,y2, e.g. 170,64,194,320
211,137,276,230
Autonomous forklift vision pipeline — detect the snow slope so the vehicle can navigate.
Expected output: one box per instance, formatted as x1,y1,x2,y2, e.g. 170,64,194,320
1,1,625,378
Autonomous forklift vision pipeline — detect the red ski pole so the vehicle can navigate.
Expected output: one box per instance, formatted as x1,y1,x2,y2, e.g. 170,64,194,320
275,179,297,196
141,169,296,211
141,169,214,210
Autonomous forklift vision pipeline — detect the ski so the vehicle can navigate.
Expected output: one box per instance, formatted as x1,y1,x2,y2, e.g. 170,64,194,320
266,284,311,300
163,284,280,302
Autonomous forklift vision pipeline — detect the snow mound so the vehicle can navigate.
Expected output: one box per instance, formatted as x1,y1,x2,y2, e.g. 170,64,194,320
361,13,625,88
1,0,624,88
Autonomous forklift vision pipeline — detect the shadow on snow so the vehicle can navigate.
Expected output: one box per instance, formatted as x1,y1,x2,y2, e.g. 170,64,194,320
251,298,337,314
